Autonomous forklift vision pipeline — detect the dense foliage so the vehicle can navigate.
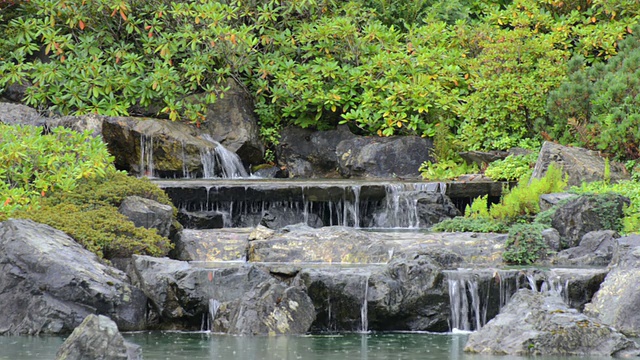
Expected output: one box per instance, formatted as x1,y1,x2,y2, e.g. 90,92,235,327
503,222,550,264
572,180,640,234
2,0,640,156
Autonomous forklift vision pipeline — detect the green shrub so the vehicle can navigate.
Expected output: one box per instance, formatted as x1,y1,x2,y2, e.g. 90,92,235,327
0,124,114,220
431,216,507,233
484,153,537,181
503,223,550,265
572,180,640,234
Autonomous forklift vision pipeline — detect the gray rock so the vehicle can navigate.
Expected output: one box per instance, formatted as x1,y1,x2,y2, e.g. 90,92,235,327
55,315,141,360
172,229,249,261
539,192,576,212
0,103,46,127
554,230,618,266
530,141,629,187
541,228,561,252
336,136,433,178
551,194,629,249
465,289,638,357
46,114,107,137
585,242,640,336
259,208,324,229
177,209,224,229
0,219,147,335
459,150,509,166
118,196,173,238
276,125,355,178
2,81,30,103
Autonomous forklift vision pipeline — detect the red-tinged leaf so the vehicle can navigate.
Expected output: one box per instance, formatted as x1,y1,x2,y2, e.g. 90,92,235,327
111,8,117,17
120,9,127,21
628,26,633,34
3,198,10,206
60,55,66,63
79,20,85,30
148,31,153,38
145,25,152,30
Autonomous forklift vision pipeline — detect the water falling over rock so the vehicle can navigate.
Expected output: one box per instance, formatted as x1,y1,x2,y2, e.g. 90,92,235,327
200,134,248,178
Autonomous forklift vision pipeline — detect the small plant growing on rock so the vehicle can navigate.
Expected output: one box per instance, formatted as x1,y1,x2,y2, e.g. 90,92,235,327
503,223,550,265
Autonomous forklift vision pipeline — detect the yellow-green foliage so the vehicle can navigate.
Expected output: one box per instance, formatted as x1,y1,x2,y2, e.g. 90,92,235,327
465,195,490,219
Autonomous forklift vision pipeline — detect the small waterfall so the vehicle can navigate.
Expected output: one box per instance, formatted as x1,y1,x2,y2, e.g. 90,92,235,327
181,141,192,178
201,299,221,332
200,134,248,178
360,274,370,333
370,182,444,228
139,134,155,177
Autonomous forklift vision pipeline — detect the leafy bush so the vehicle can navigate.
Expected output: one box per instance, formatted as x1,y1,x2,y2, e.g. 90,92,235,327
430,216,507,233
484,153,537,181
503,222,550,264
0,124,114,219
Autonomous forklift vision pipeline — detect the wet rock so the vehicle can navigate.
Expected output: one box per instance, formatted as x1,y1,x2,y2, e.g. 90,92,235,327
118,196,173,238
177,209,225,229
539,192,576,212
0,219,147,335
554,230,618,267
276,125,355,178
551,194,629,249
259,208,324,229
585,240,640,336
55,314,141,360
0,103,46,127
46,113,107,137
369,191,460,228
336,136,433,179
172,229,249,262
459,150,509,166
251,165,288,178
465,289,638,357
530,141,629,187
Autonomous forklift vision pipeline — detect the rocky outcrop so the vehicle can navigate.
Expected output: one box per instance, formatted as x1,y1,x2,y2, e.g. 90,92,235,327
177,209,224,229
199,80,264,165
550,194,629,249
172,229,249,262
276,125,355,178
118,196,173,238
465,289,638,357
336,136,433,179
538,192,576,212
585,238,640,336
55,315,141,360
0,219,147,335
554,230,618,266
259,208,324,229
46,114,107,137
0,103,46,127
530,141,629,187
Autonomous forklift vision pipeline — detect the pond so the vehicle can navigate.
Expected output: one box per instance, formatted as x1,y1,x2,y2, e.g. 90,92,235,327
0,332,614,360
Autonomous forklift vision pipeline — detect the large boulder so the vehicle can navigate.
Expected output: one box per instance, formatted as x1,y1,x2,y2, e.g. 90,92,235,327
584,239,640,336
465,289,639,357
118,196,174,238
46,114,107,137
553,230,618,267
55,314,141,360
0,219,147,335
172,229,249,262
551,194,629,249
0,103,47,127
276,125,356,178
530,141,629,187
198,80,264,165
336,136,433,179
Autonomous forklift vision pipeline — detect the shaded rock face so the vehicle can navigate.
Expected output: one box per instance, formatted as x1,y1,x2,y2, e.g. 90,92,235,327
259,209,324,229
0,103,46,127
0,219,147,335
551,193,629,249
118,196,173,238
46,114,107,138
172,229,249,262
336,136,433,179
530,141,629,187
199,80,264,165
55,314,141,360
554,230,618,266
585,240,640,337
276,125,356,178
177,209,224,229
465,289,638,357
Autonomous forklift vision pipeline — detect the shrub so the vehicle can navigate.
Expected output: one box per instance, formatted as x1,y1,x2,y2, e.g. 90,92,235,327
572,180,640,234
484,152,537,181
503,223,550,264
431,216,507,233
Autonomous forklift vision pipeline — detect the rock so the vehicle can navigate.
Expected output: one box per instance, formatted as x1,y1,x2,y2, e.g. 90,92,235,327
55,314,141,360
465,289,638,357
172,229,249,262
177,209,225,229
369,191,460,228
213,280,315,335
101,116,225,177
530,141,629,187
251,165,288,178
199,80,264,165
539,193,576,212
541,228,561,252
0,103,46,127
459,150,509,166
276,125,355,178
585,241,640,336
1,81,30,103
336,136,433,178
611,234,640,266
542,268,608,312
0,219,147,335
259,208,324,229
551,194,629,249
46,114,107,137
554,230,618,266
118,196,173,237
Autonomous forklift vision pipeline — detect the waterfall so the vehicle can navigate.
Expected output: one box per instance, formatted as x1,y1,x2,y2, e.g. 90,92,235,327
201,299,221,332
360,274,370,333
139,134,155,177
370,182,444,228
200,134,248,178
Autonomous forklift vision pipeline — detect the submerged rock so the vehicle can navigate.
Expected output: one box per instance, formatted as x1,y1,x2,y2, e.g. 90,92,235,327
55,314,141,360
465,289,638,357
0,219,147,335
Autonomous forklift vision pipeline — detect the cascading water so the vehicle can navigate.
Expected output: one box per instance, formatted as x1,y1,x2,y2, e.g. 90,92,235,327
201,299,221,332
200,134,248,179
370,182,447,228
360,274,370,333
140,134,155,177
